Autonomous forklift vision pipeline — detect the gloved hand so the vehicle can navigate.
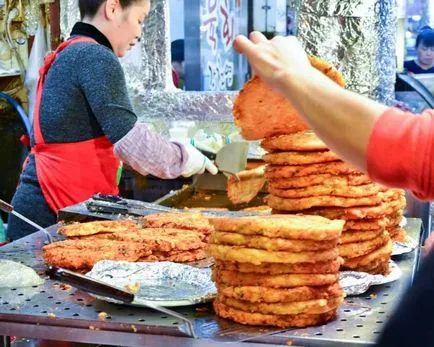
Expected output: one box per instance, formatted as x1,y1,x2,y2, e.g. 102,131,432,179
182,144,218,177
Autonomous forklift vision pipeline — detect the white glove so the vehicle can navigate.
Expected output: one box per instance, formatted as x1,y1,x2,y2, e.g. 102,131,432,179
182,144,218,177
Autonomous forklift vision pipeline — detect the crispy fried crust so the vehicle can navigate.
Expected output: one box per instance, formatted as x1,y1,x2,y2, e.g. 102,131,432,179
140,213,213,234
207,244,339,265
340,229,385,244
227,173,266,205
339,231,390,258
342,240,392,269
140,248,206,262
210,231,338,252
297,199,406,220
208,215,344,241
220,294,343,315
43,240,150,270
240,206,272,213
268,183,380,199
58,220,139,238
233,57,344,140
387,226,408,241
266,194,380,211
215,258,343,275
379,189,406,202
217,282,342,303
98,228,205,251
385,213,404,228
343,218,387,231
263,151,339,165
345,258,391,275
267,174,371,189
213,269,339,287
213,299,337,328
265,162,359,179
261,131,328,152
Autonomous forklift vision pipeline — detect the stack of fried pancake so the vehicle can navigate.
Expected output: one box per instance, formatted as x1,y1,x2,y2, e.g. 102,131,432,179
381,189,407,242
262,131,394,275
206,214,345,328
43,214,212,271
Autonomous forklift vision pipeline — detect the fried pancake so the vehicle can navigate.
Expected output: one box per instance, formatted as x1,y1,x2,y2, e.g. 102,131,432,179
43,240,150,270
213,299,337,328
215,258,343,275
390,227,408,242
221,294,343,316
140,248,206,262
240,205,272,213
100,228,205,252
140,212,213,234
267,173,371,189
299,200,405,220
345,258,391,275
265,162,359,179
266,194,380,211
379,189,406,202
58,220,139,238
227,166,266,204
233,57,344,140
339,231,390,258
213,269,339,288
208,214,344,241
218,282,343,303
340,229,385,244
210,231,338,252
385,213,404,228
268,183,380,199
343,218,387,231
261,131,328,152
263,151,339,166
207,244,339,265
342,240,392,269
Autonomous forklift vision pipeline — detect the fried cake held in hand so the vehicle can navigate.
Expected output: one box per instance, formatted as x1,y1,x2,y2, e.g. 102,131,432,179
261,131,328,152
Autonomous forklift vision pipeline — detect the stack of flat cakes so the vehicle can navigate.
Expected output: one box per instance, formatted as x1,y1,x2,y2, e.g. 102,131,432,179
207,214,345,328
262,131,394,275
381,189,407,242
43,217,210,271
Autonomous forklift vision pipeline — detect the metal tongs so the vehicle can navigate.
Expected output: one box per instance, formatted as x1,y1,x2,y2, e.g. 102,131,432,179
47,266,197,338
0,198,53,243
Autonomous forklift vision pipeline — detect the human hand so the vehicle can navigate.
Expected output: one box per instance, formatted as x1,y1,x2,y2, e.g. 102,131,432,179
234,32,312,94
182,144,218,177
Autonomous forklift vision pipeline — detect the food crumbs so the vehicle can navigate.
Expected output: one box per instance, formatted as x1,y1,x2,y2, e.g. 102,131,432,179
98,312,108,320
125,282,140,294
195,306,209,312
60,283,72,290
370,294,377,299
89,326,95,330
131,325,137,333
286,341,293,346
47,313,56,319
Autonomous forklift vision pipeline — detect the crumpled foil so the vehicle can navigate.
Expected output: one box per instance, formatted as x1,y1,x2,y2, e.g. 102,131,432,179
22,0,41,36
290,0,397,105
60,0,80,40
340,261,401,296
392,236,418,256
0,260,44,288
86,260,216,306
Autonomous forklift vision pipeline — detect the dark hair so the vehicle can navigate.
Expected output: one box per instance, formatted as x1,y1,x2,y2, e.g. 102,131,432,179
171,39,184,62
79,0,141,19
416,26,434,48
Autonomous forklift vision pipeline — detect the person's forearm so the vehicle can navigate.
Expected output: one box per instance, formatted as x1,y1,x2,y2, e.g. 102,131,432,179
278,68,388,172
114,123,187,179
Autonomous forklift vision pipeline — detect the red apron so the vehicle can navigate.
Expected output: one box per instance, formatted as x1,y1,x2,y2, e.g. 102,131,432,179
30,37,120,213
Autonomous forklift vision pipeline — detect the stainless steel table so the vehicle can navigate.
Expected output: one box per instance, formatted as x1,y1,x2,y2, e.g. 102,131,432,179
0,219,423,347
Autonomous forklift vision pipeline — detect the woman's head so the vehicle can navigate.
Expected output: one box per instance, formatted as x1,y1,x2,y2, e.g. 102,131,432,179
79,0,150,57
415,27,434,67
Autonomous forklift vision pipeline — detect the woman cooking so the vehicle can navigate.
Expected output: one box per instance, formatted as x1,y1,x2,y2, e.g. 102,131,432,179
7,0,217,240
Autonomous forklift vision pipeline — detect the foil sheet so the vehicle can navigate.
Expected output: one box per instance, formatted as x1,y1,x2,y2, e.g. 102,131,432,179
86,260,216,307
0,260,44,288
22,0,41,36
292,0,397,105
340,261,401,296
60,0,80,40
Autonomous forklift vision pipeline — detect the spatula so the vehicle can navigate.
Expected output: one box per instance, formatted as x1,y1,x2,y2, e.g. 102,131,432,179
200,142,249,176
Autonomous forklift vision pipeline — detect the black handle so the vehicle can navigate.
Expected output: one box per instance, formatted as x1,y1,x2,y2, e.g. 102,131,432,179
92,194,127,205
47,266,134,303
199,150,217,160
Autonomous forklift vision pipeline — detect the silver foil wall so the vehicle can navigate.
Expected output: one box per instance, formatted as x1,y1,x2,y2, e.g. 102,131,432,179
290,0,397,105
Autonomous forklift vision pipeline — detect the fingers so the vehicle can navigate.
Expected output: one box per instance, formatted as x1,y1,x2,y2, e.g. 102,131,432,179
205,158,218,175
234,35,259,56
249,31,267,44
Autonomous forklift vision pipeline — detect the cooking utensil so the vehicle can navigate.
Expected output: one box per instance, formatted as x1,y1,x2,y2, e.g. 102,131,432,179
200,142,249,176
0,198,53,243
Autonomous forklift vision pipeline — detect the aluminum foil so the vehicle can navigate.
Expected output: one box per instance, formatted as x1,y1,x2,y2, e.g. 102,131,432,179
392,236,418,256
291,0,397,105
0,260,44,288
60,0,80,40
340,261,402,296
86,260,216,306
22,0,41,36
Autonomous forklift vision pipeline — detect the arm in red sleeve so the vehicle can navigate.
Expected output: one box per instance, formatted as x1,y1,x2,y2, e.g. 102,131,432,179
367,107,434,200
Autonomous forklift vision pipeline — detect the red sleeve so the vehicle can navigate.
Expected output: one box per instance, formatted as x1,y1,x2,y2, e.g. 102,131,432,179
367,107,434,201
